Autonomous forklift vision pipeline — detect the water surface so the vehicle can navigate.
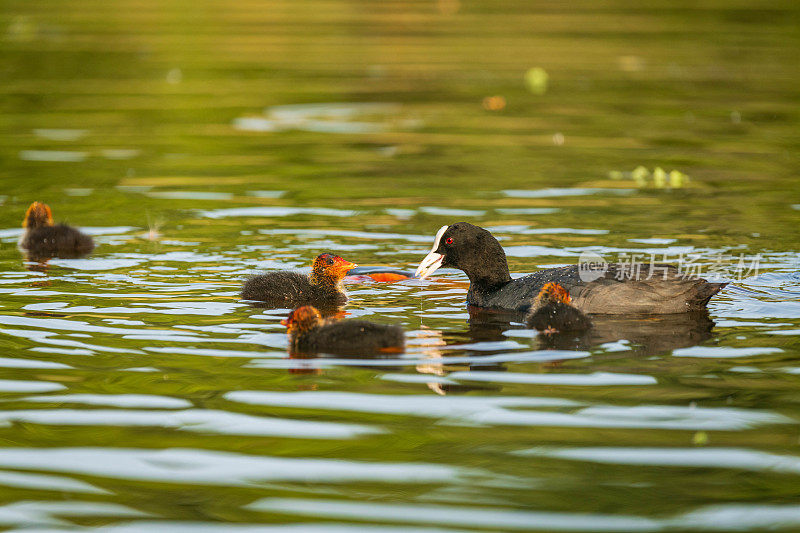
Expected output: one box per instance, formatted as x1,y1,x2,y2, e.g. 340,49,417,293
1,0,800,530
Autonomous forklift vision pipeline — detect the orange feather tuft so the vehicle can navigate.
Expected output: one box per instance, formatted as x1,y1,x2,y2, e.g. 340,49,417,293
539,282,571,304
23,202,54,229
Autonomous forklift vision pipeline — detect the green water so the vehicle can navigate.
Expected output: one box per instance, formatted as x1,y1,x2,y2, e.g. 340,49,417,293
1,0,800,530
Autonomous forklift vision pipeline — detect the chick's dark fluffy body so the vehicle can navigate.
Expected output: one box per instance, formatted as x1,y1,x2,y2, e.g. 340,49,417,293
242,253,352,307
241,271,346,306
290,320,405,355
526,301,593,332
20,224,94,259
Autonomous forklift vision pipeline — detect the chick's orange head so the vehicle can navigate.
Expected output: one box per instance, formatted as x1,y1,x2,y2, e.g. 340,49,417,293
23,202,54,228
281,306,323,330
539,282,572,304
312,253,357,278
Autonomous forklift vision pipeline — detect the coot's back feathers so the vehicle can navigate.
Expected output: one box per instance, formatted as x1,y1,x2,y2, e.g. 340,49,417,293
570,264,727,314
474,264,727,314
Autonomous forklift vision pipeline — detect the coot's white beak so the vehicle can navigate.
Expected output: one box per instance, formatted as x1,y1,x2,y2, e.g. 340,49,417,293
415,225,448,280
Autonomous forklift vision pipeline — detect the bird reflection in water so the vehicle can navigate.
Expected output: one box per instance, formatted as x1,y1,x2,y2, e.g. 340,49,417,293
413,318,507,396
535,311,716,354
463,306,715,355
411,306,717,394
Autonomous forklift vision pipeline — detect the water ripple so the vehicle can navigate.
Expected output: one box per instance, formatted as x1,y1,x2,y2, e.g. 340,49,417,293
0,409,380,439
226,392,790,430
516,447,800,475
0,470,108,494
199,207,357,219
18,394,191,409
0,448,465,486
0,380,65,393
446,371,657,386
247,498,658,532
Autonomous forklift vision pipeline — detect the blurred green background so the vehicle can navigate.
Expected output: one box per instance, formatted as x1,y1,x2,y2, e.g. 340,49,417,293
2,0,798,244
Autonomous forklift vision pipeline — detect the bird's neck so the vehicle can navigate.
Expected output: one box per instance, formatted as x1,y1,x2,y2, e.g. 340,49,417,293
460,233,513,293
25,215,53,230
465,263,512,293
310,272,343,291
289,319,322,341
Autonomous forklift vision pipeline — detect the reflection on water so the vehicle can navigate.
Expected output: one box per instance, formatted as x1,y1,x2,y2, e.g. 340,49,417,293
245,498,800,532
0,447,467,486
234,102,412,134
226,391,790,431
503,188,636,198
543,312,717,354
2,0,800,530
0,408,382,438
517,447,800,474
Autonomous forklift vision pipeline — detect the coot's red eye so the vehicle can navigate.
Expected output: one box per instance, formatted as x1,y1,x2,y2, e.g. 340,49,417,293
445,237,453,244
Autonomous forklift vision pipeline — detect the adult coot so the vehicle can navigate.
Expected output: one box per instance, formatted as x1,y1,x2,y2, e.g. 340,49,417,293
416,222,726,314
281,305,405,355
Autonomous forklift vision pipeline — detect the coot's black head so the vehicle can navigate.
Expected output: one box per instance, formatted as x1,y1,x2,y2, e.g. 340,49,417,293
415,222,511,287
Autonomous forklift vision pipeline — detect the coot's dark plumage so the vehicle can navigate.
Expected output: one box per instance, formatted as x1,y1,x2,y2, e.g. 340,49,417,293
282,305,405,355
242,253,356,307
18,202,94,259
416,222,727,314
526,282,592,333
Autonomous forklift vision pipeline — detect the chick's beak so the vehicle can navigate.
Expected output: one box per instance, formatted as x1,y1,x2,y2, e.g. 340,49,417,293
280,318,289,327
334,258,357,274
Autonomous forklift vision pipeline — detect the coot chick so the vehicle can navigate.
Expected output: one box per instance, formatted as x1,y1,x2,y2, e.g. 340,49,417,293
242,253,356,307
18,202,94,259
526,282,592,333
416,222,727,314
282,305,405,355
